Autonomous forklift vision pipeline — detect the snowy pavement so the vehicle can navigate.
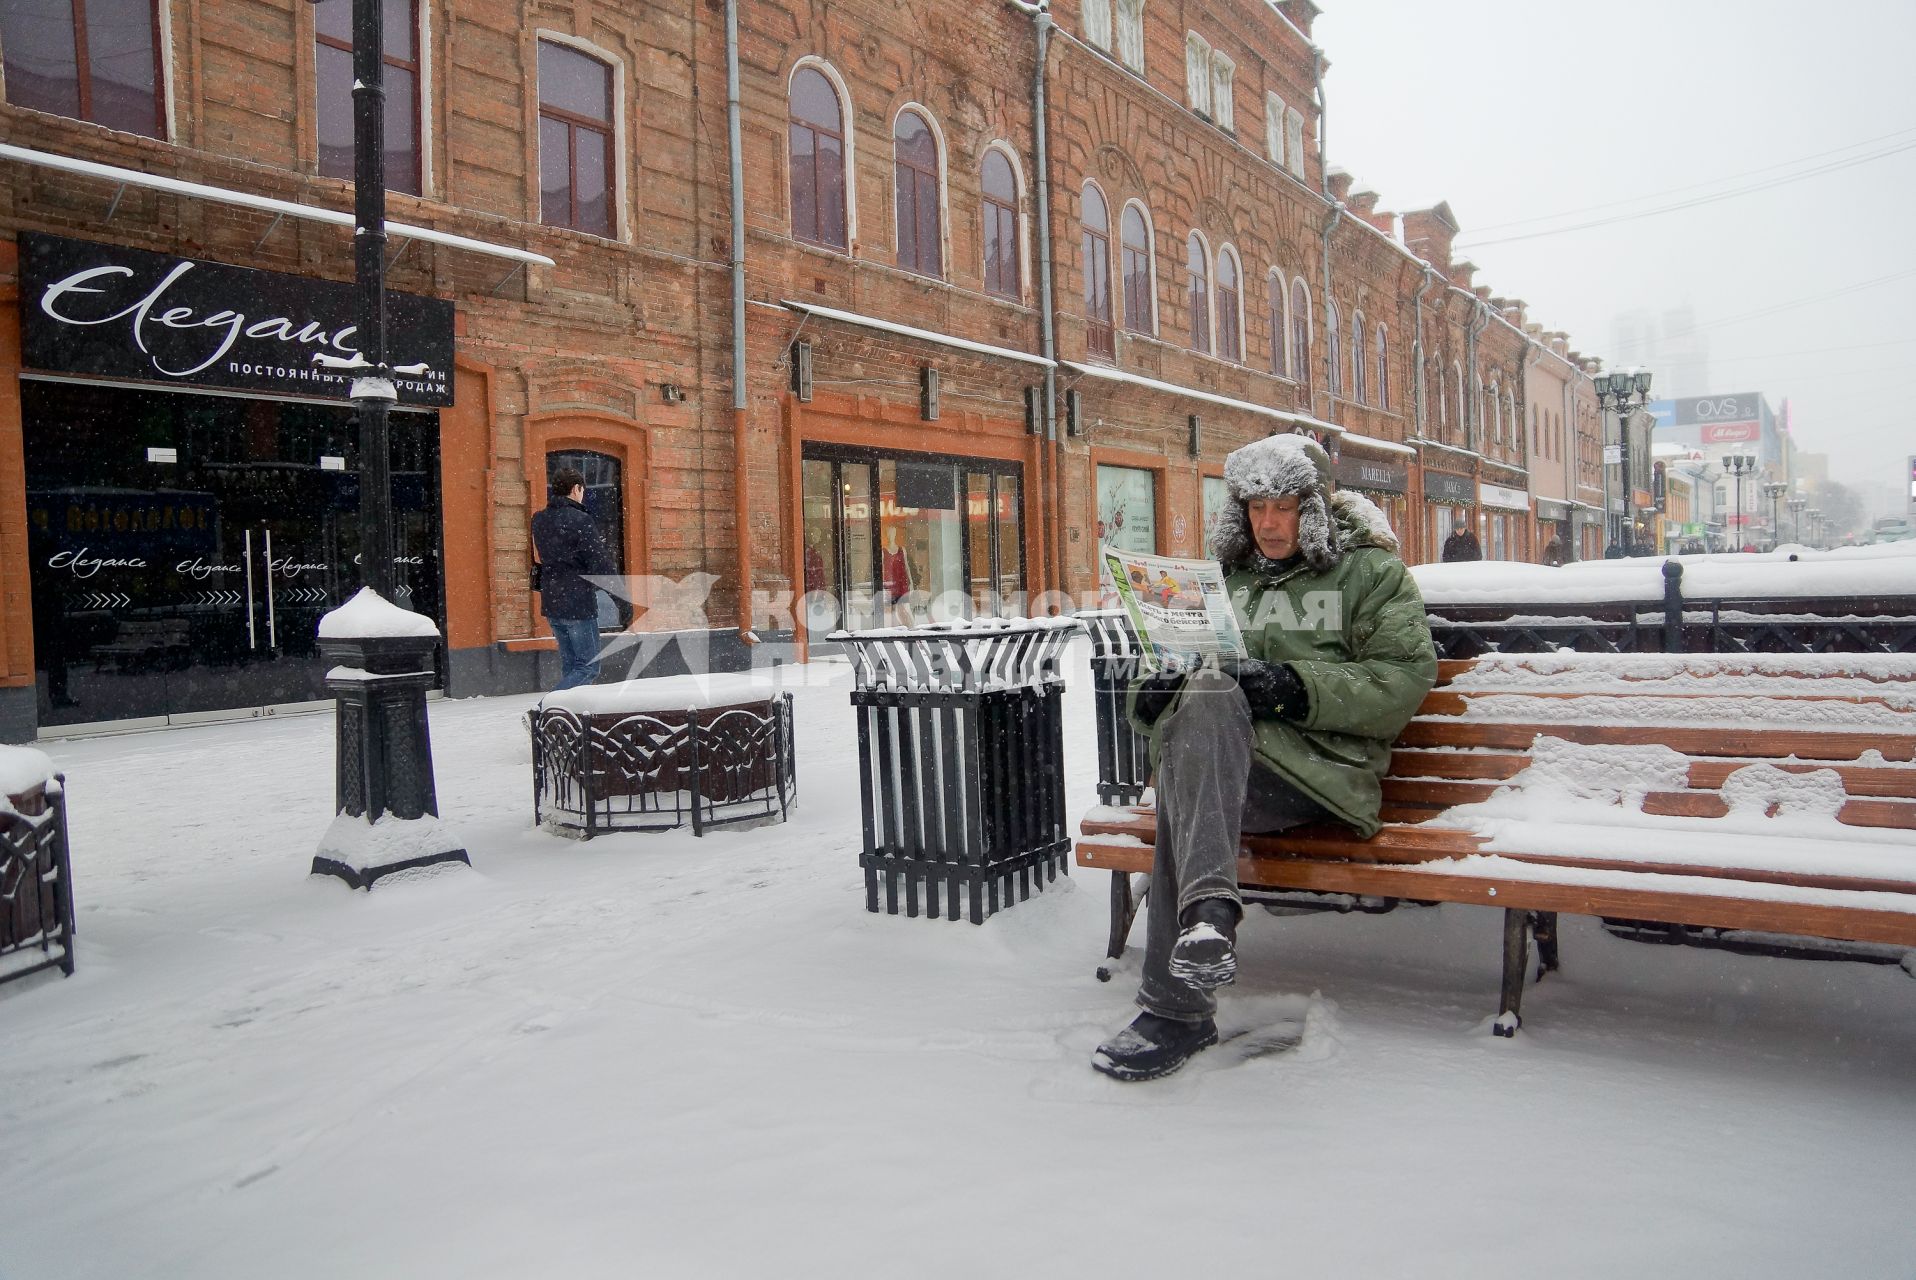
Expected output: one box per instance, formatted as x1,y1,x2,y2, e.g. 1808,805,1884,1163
4,647,1916,1278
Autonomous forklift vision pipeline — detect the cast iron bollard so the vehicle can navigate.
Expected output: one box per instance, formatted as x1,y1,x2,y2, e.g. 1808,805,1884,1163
312,589,468,889
833,617,1079,924
1080,609,1150,806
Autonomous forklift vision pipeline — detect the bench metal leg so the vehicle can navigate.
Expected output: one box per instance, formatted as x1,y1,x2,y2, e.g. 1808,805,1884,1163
1096,871,1147,981
1495,908,1527,1037
1531,910,1560,980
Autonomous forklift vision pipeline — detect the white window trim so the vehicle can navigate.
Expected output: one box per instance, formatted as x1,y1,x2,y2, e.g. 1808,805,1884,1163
981,139,1030,303
1290,275,1314,377
1115,0,1146,73
1326,298,1342,396
1186,228,1214,354
535,30,629,242
1351,309,1366,403
1120,199,1160,336
1265,91,1285,166
891,101,951,278
1374,323,1389,410
313,2,433,196
1210,50,1235,132
1081,177,1114,332
790,56,860,248
1284,106,1306,178
1216,242,1244,362
1267,267,1288,378
1083,0,1113,52
1184,32,1212,118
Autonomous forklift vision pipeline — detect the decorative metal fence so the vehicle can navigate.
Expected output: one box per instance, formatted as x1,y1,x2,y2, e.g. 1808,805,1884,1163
1,777,76,988
531,694,796,838
1082,610,1151,806
835,619,1079,924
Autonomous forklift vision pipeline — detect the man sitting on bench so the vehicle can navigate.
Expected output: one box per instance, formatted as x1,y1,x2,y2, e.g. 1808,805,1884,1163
1093,434,1439,1081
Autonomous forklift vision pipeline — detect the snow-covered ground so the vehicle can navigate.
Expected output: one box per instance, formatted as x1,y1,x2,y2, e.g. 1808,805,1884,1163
5,647,1916,1278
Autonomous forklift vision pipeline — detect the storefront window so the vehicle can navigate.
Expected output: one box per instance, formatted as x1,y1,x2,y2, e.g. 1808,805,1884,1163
1097,465,1156,555
1428,503,1452,564
994,474,1022,603
801,458,836,598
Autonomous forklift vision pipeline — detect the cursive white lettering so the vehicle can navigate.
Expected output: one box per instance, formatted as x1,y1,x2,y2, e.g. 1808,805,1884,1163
49,548,147,579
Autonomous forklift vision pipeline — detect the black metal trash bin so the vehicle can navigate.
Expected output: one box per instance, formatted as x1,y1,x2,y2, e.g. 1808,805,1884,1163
1080,609,1150,807
834,618,1080,923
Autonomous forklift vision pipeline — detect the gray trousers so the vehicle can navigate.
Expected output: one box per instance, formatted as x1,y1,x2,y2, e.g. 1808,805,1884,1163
1137,669,1327,1023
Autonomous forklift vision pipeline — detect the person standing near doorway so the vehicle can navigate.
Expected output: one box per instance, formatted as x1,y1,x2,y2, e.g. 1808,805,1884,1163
1441,513,1483,562
531,467,617,691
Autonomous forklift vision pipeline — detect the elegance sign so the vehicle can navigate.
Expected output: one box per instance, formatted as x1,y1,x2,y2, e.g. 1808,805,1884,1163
19,233,454,407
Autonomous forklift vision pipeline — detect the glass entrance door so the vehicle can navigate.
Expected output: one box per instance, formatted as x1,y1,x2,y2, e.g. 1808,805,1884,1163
23,380,444,730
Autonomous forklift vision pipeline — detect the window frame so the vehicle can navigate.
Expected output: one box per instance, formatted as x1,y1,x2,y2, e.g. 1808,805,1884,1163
1288,277,1312,388
1185,231,1213,356
1120,200,1157,337
1082,180,1115,360
1215,243,1243,363
1267,269,1287,377
1209,50,1235,132
1284,107,1306,177
535,34,620,239
980,143,1024,301
1184,32,1212,118
892,104,947,280
1115,0,1146,72
1351,309,1366,403
1083,0,1113,52
3,0,167,139
1265,91,1286,165
1374,323,1389,410
1326,299,1342,397
316,0,423,194
788,59,853,251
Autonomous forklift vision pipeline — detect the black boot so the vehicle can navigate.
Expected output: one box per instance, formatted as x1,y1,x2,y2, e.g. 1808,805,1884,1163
1169,896,1239,989
1091,1012,1220,1082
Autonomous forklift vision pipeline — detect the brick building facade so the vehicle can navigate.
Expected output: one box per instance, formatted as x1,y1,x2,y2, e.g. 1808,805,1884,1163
0,0,1608,739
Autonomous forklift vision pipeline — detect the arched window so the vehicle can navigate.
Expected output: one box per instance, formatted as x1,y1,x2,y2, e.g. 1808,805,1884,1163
982,148,1021,299
1216,246,1242,363
1326,300,1342,397
1082,183,1114,359
1268,272,1286,376
1476,375,1487,437
1186,233,1211,355
894,108,943,278
789,65,848,249
2,0,165,138
1375,324,1389,410
1489,381,1502,441
1351,311,1366,403
1289,279,1311,386
545,448,627,632
538,39,615,236
1453,365,1466,437
1121,203,1154,336
1506,389,1518,448
1438,358,1450,426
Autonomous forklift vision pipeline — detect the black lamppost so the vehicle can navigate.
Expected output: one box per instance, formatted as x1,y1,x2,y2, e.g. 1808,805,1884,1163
307,0,466,888
1595,367,1654,551
1808,507,1824,548
1723,453,1758,550
1761,481,1787,548
1788,496,1808,544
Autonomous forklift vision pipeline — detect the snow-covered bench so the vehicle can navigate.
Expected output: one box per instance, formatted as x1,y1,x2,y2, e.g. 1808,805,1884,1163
1075,653,1916,1034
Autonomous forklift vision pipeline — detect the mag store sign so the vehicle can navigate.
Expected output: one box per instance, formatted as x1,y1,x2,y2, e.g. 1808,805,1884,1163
19,232,453,407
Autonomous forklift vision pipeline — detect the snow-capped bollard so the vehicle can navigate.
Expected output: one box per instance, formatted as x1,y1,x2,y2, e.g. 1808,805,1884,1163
833,616,1080,924
311,588,468,889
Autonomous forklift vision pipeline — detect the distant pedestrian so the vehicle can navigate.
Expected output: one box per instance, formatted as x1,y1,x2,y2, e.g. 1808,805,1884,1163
1603,541,1627,559
531,467,617,691
1540,534,1565,567
1441,515,1483,563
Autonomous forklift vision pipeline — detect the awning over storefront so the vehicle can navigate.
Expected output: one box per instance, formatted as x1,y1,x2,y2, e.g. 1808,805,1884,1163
1061,361,1340,435
783,300,1053,367
1480,482,1531,513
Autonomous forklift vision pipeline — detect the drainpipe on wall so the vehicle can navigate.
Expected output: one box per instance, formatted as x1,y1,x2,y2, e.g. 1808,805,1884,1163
725,0,756,646
1009,0,1061,604
1312,48,1340,426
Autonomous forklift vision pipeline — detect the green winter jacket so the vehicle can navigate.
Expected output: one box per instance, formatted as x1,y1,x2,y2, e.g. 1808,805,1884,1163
1126,505,1438,837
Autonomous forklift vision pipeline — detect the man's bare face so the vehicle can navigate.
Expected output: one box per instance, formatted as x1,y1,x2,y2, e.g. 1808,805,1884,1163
1248,496,1302,561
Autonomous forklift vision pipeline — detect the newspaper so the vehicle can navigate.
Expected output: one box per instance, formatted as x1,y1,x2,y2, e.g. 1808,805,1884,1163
1100,546,1246,673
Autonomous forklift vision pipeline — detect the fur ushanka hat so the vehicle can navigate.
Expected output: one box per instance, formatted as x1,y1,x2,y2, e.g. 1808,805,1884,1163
1207,432,1398,573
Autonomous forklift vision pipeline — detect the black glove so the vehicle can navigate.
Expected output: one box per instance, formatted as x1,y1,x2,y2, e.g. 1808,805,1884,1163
1231,658,1310,722
1132,669,1188,727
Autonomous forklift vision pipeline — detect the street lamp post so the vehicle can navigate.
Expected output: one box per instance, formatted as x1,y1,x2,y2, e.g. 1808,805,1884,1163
1808,508,1823,548
1594,367,1654,552
306,0,466,889
1761,481,1787,549
1788,496,1808,544
1723,454,1758,551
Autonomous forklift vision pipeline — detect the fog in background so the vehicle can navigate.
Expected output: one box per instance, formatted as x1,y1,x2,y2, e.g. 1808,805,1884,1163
1316,0,1915,514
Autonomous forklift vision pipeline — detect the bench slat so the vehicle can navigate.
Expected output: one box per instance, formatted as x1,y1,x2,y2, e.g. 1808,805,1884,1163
1418,688,1916,719
1075,838,1916,948
1382,779,1916,832
1394,719,1913,762
1388,750,1916,800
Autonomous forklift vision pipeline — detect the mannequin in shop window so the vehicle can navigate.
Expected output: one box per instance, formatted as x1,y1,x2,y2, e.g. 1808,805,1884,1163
882,526,914,620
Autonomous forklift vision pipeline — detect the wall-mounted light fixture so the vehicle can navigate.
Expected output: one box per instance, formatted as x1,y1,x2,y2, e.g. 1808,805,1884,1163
791,341,813,402
920,367,940,421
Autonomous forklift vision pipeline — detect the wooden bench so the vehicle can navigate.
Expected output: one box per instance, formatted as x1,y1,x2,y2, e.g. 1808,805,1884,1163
1076,652,1916,1034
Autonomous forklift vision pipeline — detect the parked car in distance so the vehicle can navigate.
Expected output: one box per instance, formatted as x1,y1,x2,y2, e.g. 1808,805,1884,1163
1873,517,1916,543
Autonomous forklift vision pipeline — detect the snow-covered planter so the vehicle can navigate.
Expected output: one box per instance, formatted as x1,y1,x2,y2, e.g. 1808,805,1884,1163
0,745,76,986
530,673,797,838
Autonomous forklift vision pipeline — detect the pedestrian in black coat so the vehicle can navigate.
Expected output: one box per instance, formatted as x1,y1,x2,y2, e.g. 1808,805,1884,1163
531,467,617,690
1440,515,1483,563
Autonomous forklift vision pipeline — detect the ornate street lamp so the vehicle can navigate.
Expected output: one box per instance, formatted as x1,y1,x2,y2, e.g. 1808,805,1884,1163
1788,496,1807,544
1723,454,1759,550
1595,367,1653,551
306,0,466,888
1761,481,1787,548
1808,507,1823,548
